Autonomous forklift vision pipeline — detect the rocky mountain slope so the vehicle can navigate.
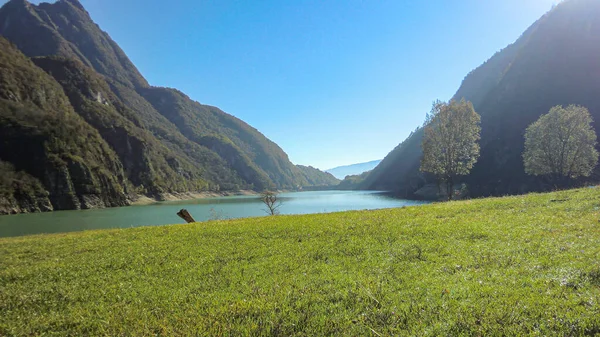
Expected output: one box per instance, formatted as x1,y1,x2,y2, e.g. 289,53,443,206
0,0,330,214
0,37,128,213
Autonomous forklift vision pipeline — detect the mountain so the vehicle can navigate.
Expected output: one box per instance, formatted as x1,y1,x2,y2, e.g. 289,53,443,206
296,165,340,187
337,170,371,190
363,0,600,198
326,160,382,180
0,0,332,214
0,37,128,213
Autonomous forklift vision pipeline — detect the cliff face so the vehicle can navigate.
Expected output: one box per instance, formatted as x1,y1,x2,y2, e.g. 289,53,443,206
30,56,236,195
0,161,52,214
0,0,335,214
0,37,129,214
364,0,600,197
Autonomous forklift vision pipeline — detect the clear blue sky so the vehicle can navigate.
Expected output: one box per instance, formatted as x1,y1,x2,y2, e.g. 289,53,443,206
22,0,558,170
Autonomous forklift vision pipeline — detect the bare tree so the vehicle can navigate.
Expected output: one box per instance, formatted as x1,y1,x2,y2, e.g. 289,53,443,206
261,191,281,215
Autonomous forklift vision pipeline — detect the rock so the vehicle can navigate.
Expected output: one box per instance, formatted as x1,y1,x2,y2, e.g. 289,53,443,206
80,194,106,209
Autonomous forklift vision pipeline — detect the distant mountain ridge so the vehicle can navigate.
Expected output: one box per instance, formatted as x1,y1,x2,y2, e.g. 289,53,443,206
363,0,600,197
0,0,333,214
326,160,381,180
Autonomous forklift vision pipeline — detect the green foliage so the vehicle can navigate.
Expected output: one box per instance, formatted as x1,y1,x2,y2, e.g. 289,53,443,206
337,170,370,190
0,161,42,198
0,0,148,89
453,17,541,109
361,126,425,194
421,99,481,199
106,81,247,192
0,37,128,210
523,105,599,181
0,0,327,213
1,188,600,335
296,165,340,187
365,0,600,197
0,160,50,214
140,87,308,189
30,56,232,195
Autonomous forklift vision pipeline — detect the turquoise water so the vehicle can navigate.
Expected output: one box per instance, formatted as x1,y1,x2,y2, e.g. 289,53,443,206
0,190,426,237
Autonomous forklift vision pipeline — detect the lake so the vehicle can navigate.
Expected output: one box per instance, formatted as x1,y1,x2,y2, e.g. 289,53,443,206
0,190,426,237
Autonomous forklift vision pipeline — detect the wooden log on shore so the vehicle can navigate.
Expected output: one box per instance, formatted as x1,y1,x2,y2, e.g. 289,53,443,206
177,209,196,223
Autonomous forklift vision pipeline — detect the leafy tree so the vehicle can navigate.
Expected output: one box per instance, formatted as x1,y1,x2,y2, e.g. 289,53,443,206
523,105,599,186
420,99,481,200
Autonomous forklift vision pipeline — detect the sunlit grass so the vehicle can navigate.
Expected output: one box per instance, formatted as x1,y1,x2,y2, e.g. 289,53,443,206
1,188,600,335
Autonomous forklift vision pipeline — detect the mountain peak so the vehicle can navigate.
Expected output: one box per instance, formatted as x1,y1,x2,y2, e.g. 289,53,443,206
61,0,85,11
2,0,32,10
1,0,83,11
0,0,149,88
0,0,335,214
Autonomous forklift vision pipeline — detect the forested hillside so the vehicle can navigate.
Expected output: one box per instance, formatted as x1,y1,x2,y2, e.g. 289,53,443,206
296,165,340,187
0,0,332,214
0,37,128,213
364,0,600,197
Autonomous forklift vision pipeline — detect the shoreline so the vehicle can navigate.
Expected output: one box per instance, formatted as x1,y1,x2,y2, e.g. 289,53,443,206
130,190,259,206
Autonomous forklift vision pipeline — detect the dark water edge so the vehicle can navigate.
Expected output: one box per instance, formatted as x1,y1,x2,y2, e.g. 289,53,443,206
0,190,427,238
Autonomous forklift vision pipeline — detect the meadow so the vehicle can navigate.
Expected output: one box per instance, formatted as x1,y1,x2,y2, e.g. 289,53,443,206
1,188,599,336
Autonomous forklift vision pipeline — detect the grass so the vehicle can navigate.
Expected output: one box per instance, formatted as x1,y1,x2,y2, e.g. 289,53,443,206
1,188,600,336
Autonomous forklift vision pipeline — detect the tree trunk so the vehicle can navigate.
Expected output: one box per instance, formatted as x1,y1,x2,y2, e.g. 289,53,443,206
447,176,454,201
550,174,569,191
177,209,196,223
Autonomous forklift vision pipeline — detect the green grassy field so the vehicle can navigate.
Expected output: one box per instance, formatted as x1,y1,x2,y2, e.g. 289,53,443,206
1,188,600,336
